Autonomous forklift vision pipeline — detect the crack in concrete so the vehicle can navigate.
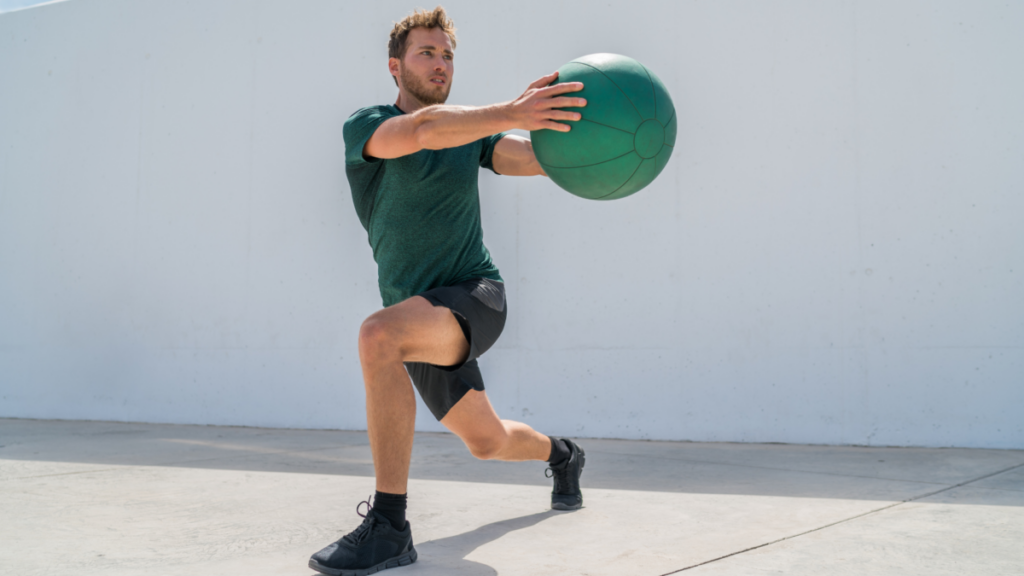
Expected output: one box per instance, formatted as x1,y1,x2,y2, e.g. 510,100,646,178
658,460,1024,575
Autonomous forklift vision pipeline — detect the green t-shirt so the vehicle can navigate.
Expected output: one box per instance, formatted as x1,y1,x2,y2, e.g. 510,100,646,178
343,104,505,307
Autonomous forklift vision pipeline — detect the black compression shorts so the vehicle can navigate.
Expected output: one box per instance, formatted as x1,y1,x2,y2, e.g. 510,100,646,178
404,278,507,421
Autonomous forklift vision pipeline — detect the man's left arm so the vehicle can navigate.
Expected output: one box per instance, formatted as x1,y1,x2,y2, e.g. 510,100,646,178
491,135,547,177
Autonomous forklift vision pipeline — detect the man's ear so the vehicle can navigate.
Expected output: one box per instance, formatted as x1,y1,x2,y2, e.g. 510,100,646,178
388,57,401,84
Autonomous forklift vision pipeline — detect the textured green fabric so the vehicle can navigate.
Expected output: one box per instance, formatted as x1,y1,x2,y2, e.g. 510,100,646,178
530,53,676,200
344,104,505,307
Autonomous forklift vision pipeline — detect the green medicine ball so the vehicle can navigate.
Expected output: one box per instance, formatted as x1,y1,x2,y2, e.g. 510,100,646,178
531,53,677,200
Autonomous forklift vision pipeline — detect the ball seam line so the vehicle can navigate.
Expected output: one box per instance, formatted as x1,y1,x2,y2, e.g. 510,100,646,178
580,118,636,135
537,150,636,171
641,64,657,119
663,109,676,131
572,61,648,122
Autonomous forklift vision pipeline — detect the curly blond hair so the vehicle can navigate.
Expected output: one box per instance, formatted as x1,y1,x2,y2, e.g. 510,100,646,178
388,6,457,61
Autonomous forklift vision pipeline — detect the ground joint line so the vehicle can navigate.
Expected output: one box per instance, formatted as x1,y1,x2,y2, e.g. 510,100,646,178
658,460,1024,575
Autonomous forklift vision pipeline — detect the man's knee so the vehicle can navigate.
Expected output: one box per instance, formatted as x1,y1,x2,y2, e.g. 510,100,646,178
465,430,508,460
358,315,400,364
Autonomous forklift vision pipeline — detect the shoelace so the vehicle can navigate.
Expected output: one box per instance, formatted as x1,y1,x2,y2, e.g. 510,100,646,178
342,495,378,545
356,494,373,519
545,465,571,494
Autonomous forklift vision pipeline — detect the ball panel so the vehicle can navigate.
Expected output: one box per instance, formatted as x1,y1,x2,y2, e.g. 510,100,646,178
543,152,643,200
664,111,677,149
648,66,676,129
531,117,636,168
574,53,656,120
597,157,659,201
557,62,644,133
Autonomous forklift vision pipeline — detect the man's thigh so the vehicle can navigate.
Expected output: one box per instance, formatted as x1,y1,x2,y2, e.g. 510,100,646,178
364,295,469,367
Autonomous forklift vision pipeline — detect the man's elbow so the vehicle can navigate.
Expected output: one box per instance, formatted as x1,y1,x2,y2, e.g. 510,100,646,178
525,143,547,176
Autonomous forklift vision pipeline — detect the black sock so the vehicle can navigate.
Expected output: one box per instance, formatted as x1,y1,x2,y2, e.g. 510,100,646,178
372,490,407,531
546,437,571,467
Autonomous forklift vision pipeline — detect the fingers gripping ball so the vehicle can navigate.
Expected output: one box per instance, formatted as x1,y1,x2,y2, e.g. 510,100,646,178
530,54,677,200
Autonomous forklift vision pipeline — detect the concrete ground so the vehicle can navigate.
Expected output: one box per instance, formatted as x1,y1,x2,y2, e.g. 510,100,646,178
1,418,1022,575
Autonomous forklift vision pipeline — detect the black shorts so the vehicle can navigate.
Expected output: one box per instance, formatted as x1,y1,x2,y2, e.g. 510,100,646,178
404,278,507,421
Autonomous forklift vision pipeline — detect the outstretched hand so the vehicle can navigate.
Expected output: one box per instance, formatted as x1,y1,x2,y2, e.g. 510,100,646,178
507,72,586,132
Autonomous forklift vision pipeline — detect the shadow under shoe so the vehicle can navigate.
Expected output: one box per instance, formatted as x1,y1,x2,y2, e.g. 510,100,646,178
546,439,586,510
309,498,417,576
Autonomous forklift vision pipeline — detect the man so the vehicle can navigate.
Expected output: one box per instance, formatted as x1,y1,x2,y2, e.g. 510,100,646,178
308,7,588,575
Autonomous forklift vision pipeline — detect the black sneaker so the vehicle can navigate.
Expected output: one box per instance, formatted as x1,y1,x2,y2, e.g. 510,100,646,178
545,439,585,510
308,497,417,576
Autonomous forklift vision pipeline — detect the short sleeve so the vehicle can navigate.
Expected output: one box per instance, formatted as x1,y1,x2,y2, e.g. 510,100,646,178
344,106,398,167
478,132,508,174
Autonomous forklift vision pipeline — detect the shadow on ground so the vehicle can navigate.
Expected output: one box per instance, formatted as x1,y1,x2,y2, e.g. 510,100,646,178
406,511,560,575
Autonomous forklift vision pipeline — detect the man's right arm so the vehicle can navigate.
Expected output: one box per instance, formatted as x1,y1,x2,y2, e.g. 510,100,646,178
363,72,586,161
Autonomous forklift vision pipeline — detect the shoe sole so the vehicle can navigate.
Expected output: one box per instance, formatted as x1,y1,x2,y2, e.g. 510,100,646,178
308,546,417,576
551,444,585,511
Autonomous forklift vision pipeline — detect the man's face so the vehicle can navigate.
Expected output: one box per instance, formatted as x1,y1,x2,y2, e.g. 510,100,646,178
393,27,454,106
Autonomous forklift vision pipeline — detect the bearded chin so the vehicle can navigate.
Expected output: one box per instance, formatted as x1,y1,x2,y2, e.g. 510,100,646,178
400,67,450,106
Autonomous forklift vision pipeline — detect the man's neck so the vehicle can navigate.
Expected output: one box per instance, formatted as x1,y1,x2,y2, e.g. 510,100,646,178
394,90,432,115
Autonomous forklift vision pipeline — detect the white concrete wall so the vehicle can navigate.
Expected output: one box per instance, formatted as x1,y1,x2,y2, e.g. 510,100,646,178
1,0,1021,448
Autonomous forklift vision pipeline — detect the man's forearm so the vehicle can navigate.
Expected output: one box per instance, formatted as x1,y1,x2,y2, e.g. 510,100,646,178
387,72,584,156
413,103,516,151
